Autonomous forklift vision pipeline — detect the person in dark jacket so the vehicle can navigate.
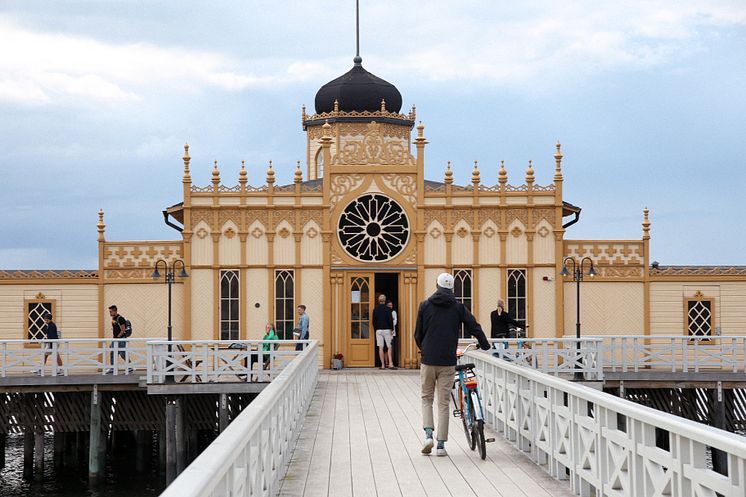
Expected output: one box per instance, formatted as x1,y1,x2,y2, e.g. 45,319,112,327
414,273,490,456
36,312,63,374
373,294,396,369
490,299,521,338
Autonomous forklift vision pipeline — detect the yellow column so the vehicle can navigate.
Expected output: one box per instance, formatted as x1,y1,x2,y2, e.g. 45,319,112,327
553,144,565,338
97,209,106,339
642,208,651,336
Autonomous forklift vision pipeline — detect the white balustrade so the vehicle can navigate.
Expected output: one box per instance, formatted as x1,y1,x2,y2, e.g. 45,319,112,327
146,340,311,384
0,338,151,377
468,349,746,497
160,341,319,497
595,335,746,373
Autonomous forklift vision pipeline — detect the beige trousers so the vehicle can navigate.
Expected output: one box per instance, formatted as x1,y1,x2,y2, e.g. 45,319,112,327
420,364,455,441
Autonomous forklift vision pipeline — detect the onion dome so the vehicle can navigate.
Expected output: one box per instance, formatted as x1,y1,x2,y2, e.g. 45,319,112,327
314,57,402,114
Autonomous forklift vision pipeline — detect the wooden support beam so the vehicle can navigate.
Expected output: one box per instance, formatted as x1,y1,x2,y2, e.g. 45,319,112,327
34,432,44,473
53,431,64,467
158,428,166,469
711,383,728,475
219,393,228,433
175,397,186,475
89,385,102,481
0,433,5,469
165,400,177,485
23,431,33,478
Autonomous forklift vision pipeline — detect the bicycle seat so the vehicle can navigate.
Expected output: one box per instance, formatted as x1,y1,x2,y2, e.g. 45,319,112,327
455,363,475,372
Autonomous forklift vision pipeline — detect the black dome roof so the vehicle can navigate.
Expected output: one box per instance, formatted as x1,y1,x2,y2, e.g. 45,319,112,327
314,58,402,114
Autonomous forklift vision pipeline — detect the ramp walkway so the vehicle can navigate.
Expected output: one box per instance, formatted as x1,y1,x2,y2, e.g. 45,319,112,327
279,370,574,497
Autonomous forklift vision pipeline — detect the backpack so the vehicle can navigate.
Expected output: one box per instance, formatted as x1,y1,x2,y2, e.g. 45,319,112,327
123,318,133,337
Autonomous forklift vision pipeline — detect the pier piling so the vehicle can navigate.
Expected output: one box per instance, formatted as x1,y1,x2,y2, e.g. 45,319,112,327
89,386,102,480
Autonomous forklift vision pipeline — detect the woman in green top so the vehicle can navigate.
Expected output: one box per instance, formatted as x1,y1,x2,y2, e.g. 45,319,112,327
252,323,279,376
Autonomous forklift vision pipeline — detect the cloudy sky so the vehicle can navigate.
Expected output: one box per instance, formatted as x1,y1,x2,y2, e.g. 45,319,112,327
1,1,745,268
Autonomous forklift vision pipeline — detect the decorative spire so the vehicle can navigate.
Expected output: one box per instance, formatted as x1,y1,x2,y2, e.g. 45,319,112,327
212,160,220,187
354,0,362,66
239,160,247,186
525,160,535,185
182,143,191,181
333,99,339,112
472,161,480,185
498,160,507,185
380,99,386,112
322,119,332,138
97,209,105,242
444,161,453,185
301,104,307,122
266,160,275,185
554,141,563,182
642,207,651,240
295,161,303,183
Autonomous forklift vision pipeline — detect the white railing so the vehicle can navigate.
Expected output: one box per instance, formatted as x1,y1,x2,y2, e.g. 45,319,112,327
146,340,311,384
160,341,319,497
0,338,151,377
468,350,746,497
458,338,605,380
595,335,746,373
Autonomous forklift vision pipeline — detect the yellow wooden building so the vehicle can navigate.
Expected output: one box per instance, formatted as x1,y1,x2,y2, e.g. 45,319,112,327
2,56,745,368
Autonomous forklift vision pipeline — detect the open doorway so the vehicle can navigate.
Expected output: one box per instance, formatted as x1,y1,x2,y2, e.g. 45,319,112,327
374,272,399,368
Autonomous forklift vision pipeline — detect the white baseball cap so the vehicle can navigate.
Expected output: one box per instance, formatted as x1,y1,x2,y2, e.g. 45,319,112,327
437,272,454,290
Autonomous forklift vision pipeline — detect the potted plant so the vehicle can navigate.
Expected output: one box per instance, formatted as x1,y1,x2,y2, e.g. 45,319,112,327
332,353,344,370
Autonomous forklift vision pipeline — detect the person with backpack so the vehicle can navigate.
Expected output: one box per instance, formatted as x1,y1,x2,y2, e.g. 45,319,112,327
107,304,132,373
414,273,491,456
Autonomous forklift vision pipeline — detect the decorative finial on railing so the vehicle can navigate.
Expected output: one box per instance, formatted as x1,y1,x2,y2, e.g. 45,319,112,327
295,161,303,183
322,119,332,137
182,143,191,182
554,141,563,182
97,209,105,242
381,99,386,112
444,161,453,185
642,207,651,240
526,160,535,185
472,161,480,186
498,160,508,185
301,104,307,122
333,99,339,113
416,121,424,138
212,160,220,189
410,104,416,121
239,160,247,186
266,160,275,185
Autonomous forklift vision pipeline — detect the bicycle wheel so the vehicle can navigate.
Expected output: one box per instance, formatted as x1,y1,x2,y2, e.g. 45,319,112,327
461,393,473,447
474,419,486,460
464,394,477,450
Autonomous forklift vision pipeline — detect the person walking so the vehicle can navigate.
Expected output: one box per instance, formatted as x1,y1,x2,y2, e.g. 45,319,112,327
294,305,309,351
107,305,130,373
415,273,490,456
35,312,63,374
373,294,395,369
490,299,521,339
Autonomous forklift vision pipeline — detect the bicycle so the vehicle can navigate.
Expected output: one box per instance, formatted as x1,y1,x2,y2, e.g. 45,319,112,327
452,343,489,460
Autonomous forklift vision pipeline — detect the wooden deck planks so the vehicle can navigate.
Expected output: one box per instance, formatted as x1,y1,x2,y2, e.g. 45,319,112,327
279,371,574,497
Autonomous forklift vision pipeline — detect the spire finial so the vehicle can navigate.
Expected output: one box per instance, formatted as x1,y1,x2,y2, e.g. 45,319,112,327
239,160,247,185
526,160,535,184
642,207,651,239
353,0,362,65
212,160,220,185
444,161,453,185
472,160,480,185
97,209,105,242
182,143,191,181
295,161,303,183
499,160,507,185
554,141,563,182
266,160,275,185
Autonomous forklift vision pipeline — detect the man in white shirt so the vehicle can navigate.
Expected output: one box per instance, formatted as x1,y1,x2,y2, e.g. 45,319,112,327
387,301,397,335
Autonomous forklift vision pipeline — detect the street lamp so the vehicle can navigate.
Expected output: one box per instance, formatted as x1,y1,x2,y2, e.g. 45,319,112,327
560,256,596,380
152,259,188,381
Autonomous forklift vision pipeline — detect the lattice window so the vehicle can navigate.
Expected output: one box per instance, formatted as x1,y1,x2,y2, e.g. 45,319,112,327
350,276,370,340
26,300,54,341
454,269,473,338
507,269,527,329
686,294,713,338
275,270,295,340
337,194,410,262
219,270,240,340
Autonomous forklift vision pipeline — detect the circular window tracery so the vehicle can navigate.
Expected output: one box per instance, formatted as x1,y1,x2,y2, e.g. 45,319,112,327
337,194,410,262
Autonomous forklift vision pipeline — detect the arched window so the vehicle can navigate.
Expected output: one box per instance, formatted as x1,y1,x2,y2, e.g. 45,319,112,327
454,269,472,338
275,270,295,339
220,270,240,340
507,269,527,329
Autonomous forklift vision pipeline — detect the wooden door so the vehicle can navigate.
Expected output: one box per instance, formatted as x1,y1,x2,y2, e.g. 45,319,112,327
346,273,374,367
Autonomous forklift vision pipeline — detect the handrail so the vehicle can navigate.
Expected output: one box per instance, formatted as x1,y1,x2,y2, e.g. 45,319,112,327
467,350,746,496
160,341,319,497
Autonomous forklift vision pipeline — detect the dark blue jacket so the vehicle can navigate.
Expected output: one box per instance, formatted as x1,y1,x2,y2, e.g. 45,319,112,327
372,304,394,330
414,287,490,366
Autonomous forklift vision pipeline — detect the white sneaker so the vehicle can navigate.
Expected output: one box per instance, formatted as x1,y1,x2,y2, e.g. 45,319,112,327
436,443,447,457
421,436,434,455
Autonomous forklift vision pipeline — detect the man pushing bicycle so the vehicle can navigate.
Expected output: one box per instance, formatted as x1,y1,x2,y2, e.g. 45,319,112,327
414,273,491,456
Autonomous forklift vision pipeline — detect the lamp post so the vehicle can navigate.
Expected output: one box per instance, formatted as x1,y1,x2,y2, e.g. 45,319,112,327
152,259,188,382
561,256,596,380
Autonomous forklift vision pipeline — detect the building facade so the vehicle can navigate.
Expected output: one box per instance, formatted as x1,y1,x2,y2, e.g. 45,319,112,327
2,57,745,368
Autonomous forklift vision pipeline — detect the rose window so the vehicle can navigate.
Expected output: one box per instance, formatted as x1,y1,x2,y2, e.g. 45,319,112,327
338,194,410,262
